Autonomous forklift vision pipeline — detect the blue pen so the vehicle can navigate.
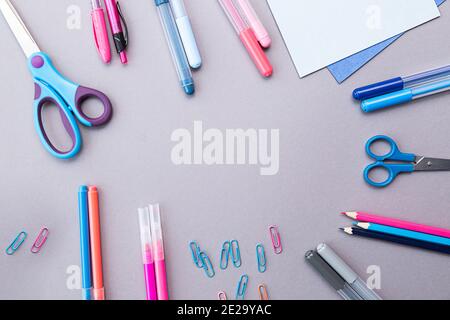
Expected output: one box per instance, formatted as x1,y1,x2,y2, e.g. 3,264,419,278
356,222,450,247
361,77,450,113
153,0,195,95
353,64,450,100
78,186,92,300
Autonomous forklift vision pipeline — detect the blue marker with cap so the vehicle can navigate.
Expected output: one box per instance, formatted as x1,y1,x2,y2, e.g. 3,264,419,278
353,64,450,100
360,77,450,113
153,0,195,95
78,186,92,300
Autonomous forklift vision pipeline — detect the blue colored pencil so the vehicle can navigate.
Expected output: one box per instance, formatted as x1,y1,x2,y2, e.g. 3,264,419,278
78,186,92,300
355,222,450,247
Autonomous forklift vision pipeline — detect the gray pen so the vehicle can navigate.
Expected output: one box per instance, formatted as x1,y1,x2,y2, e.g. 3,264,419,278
317,243,382,300
305,250,361,300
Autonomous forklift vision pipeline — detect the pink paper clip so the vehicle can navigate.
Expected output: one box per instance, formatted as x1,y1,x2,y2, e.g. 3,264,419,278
269,225,282,254
31,227,49,254
218,291,227,300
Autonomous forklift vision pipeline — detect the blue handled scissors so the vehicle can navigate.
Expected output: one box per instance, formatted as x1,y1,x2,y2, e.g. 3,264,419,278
0,0,112,159
364,135,450,188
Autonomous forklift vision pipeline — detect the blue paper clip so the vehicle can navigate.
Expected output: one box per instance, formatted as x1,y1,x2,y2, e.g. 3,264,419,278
256,244,267,273
6,231,27,255
235,274,249,300
199,251,215,278
230,240,241,268
219,241,231,270
189,241,203,268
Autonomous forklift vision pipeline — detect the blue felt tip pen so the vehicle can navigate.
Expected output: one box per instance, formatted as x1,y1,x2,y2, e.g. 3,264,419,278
353,64,450,100
78,186,92,300
154,0,195,95
361,77,450,113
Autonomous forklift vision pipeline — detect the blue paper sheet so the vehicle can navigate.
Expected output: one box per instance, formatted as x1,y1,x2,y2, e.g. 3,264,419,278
327,0,445,83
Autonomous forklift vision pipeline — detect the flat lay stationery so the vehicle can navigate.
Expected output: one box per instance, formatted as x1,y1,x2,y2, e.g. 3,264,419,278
0,0,113,159
267,0,440,77
328,0,446,83
364,135,450,187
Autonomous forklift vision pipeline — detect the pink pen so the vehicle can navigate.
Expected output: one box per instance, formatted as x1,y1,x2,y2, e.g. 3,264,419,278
218,0,272,77
104,0,128,64
149,204,168,300
235,0,271,48
91,0,111,63
138,207,158,300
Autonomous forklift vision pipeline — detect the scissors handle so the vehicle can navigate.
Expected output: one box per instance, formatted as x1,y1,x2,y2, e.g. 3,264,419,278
364,162,414,187
365,135,415,162
33,81,82,159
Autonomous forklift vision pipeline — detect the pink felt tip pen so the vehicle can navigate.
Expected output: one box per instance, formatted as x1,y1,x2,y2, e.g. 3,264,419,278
91,0,111,63
138,207,158,300
149,204,168,300
104,0,128,64
235,0,271,48
218,0,272,77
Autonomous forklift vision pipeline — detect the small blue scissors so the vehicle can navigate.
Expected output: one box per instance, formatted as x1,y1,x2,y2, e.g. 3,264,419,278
364,135,450,188
0,0,112,159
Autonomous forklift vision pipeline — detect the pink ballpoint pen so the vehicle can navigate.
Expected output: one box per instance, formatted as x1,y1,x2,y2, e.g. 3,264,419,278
104,0,128,64
149,204,168,300
138,207,157,300
91,0,111,63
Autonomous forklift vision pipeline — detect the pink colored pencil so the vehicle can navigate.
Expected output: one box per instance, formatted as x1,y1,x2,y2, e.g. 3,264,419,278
342,211,450,239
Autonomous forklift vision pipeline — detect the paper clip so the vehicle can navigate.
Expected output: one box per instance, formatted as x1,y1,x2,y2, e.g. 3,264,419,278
235,274,249,300
218,291,227,300
199,251,215,278
219,241,231,270
5,231,27,255
256,243,266,273
230,240,241,268
269,225,282,254
30,227,49,254
189,241,203,268
258,284,269,300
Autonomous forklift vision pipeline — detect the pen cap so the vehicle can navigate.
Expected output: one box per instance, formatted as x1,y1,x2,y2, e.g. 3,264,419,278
361,89,413,113
219,0,248,34
235,0,271,48
91,0,102,9
149,204,165,260
316,243,358,284
138,207,154,264
170,0,187,18
305,250,345,291
353,77,404,100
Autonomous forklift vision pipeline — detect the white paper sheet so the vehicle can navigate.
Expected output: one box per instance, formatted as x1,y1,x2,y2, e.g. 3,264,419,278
267,0,440,77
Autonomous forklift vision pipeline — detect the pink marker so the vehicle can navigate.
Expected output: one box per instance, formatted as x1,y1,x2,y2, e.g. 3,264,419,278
235,0,271,48
138,207,157,300
104,0,128,64
218,0,272,77
343,211,450,239
91,0,111,63
149,204,168,300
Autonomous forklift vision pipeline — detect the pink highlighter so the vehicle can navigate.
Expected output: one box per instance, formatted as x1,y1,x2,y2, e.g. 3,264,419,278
138,207,158,300
218,0,272,77
91,0,111,63
149,204,169,300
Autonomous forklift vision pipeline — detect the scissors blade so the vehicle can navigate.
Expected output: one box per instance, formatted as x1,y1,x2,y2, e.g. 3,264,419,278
414,156,450,171
0,0,39,58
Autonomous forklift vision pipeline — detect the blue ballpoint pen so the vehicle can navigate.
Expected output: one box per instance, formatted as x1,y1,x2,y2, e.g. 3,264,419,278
78,186,92,300
361,77,450,113
353,64,450,100
153,0,195,95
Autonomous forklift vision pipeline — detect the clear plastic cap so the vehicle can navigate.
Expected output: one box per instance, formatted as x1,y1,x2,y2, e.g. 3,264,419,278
218,0,248,34
138,207,154,264
149,204,165,260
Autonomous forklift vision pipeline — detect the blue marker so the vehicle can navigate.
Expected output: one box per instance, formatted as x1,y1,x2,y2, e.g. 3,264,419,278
78,186,92,300
361,77,450,113
353,64,450,100
154,0,195,95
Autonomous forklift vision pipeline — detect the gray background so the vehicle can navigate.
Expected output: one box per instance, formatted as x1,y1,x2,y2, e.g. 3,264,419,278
0,0,449,300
